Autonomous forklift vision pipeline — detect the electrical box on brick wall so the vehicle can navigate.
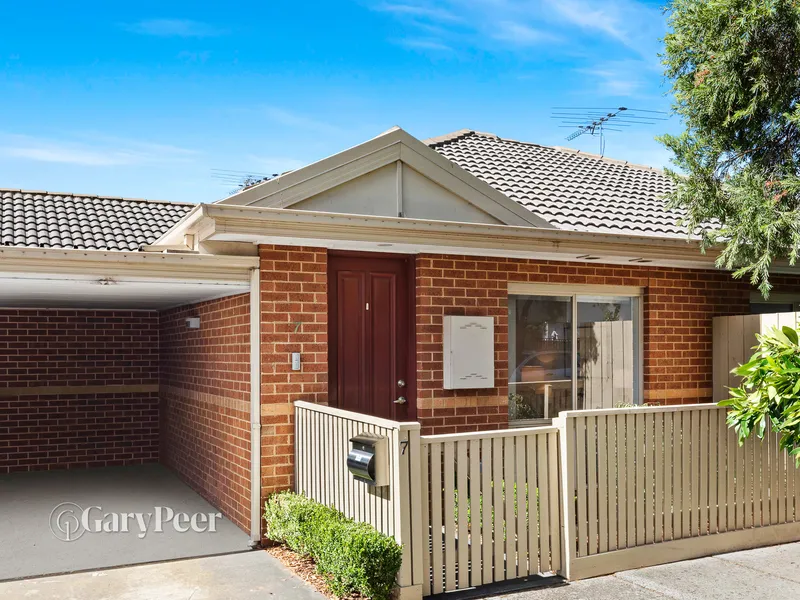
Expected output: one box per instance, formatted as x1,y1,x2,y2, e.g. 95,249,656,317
443,315,495,390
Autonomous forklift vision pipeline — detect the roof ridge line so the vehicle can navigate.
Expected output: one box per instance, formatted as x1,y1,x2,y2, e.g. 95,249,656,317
427,129,668,174
546,145,668,174
475,133,668,174
496,136,668,174
0,188,195,207
423,129,500,147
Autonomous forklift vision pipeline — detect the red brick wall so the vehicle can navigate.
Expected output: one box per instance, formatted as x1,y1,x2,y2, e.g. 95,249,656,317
159,294,251,532
416,255,800,434
252,246,800,497
259,245,327,500
0,309,159,473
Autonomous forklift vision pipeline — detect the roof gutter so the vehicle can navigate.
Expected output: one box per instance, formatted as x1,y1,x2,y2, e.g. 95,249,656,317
151,203,800,273
0,246,258,282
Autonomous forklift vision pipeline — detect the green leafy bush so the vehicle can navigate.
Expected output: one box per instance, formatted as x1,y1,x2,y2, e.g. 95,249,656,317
264,492,402,600
721,325,800,463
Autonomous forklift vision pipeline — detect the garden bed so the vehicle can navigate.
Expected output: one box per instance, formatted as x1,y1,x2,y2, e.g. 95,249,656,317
263,492,401,600
267,544,362,599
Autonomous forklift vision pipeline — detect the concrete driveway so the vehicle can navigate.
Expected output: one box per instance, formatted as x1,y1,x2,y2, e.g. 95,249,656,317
0,551,324,600
510,541,800,600
0,464,248,581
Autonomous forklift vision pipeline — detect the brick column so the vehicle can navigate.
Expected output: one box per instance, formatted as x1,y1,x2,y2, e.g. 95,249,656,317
259,245,328,501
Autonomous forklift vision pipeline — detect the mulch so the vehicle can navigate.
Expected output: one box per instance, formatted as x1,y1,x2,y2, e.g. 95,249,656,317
266,544,363,600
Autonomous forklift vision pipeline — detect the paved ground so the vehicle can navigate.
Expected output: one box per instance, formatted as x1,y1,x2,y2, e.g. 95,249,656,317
0,551,324,600
510,542,800,600
0,464,248,581
2,531,799,600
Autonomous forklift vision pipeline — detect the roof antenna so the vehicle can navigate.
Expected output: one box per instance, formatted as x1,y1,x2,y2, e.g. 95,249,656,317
550,107,668,156
210,169,277,195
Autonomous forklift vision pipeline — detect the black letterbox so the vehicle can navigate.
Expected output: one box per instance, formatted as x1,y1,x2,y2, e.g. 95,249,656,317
347,432,388,486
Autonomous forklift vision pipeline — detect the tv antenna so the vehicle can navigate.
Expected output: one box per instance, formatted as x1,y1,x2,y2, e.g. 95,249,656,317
210,169,277,194
551,107,668,155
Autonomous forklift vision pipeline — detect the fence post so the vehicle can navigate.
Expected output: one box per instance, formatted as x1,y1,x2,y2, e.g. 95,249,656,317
395,423,424,600
554,415,575,581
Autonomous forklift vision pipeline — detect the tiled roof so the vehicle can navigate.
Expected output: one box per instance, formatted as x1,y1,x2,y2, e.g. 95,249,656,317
427,130,685,238
0,189,193,251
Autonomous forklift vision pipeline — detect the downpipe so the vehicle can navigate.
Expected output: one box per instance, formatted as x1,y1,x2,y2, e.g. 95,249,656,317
249,266,262,548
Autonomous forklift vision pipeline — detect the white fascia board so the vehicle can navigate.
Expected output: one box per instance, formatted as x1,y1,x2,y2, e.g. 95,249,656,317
394,128,551,228
175,205,800,274
213,127,552,229
200,204,723,268
245,143,402,210
217,127,407,207
0,246,258,282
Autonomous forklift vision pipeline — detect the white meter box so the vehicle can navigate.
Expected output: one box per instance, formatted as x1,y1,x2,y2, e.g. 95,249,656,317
443,315,495,389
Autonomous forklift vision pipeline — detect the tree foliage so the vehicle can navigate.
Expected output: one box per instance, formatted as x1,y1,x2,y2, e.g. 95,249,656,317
660,0,800,296
720,325,800,459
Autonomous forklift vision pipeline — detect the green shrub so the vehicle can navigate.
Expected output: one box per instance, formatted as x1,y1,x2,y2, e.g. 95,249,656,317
722,325,800,462
264,492,403,600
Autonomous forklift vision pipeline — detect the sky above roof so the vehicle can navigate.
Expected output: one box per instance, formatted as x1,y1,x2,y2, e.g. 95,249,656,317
0,0,679,204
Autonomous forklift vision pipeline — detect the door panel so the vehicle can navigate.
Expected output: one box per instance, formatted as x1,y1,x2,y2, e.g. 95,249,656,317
370,272,397,419
328,254,412,420
336,270,367,414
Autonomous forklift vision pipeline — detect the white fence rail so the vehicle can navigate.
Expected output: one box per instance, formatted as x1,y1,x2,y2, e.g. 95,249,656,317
420,426,562,596
558,404,800,580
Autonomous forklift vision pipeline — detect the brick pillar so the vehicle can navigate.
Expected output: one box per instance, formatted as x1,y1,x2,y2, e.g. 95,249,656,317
259,245,328,501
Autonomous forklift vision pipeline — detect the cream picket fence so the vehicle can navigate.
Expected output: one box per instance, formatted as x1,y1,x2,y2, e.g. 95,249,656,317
294,401,425,598
713,311,799,401
295,400,800,598
420,426,562,595
557,404,800,580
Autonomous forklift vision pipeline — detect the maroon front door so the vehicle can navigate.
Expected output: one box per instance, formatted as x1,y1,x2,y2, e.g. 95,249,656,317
328,254,413,420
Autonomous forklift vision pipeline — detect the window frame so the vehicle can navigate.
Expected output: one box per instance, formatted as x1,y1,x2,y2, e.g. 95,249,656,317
508,283,645,426
749,292,800,313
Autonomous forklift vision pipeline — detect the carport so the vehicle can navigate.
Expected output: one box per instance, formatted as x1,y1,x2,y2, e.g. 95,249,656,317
0,247,261,581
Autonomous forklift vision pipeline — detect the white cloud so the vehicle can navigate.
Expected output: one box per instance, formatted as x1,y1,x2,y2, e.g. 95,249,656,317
3,145,126,166
246,155,308,174
542,0,664,61
575,58,665,99
395,38,454,51
262,106,343,135
374,3,461,22
122,19,226,38
369,0,663,60
492,21,560,46
0,134,198,167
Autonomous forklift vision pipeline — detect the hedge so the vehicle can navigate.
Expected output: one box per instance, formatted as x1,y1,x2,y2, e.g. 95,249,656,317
264,492,403,600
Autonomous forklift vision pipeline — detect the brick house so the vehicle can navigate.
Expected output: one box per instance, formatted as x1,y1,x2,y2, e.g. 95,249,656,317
3,126,800,549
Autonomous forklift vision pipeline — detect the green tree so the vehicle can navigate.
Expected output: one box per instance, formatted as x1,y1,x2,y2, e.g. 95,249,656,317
660,0,800,296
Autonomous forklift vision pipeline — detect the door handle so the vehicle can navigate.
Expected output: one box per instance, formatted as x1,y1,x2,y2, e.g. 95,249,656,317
394,396,407,405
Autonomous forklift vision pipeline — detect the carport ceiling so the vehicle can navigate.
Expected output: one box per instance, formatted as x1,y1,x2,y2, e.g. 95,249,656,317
0,273,250,309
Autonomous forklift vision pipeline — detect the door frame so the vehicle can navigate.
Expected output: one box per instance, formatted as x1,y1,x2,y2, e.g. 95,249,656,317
327,250,417,421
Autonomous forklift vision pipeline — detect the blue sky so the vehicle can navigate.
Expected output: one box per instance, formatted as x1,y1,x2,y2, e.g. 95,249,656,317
0,0,677,203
